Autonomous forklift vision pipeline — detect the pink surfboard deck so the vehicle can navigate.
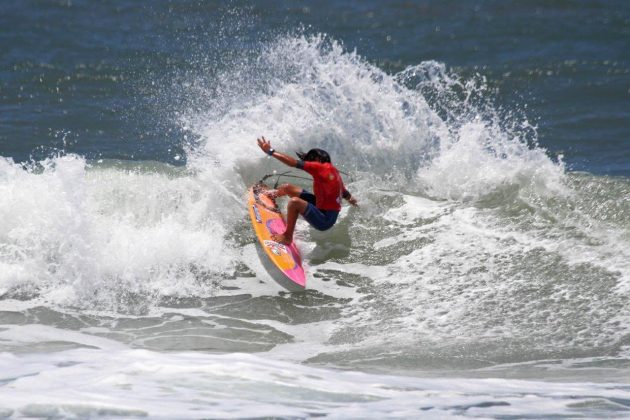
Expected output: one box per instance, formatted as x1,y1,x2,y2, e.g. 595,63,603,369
247,184,306,291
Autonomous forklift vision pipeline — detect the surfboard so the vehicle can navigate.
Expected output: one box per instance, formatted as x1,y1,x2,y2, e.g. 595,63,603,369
247,183,306,291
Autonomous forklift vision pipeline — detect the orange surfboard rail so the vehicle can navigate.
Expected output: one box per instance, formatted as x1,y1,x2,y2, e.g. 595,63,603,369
247,184,306,291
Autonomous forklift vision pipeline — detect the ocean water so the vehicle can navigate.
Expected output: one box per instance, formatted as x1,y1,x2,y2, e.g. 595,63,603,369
1,1,629,418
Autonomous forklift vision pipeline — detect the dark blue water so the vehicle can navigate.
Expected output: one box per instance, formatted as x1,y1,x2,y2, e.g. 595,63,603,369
1,0,629,175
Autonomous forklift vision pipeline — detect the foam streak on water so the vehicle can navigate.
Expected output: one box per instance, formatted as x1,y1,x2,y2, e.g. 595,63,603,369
1,347,629,419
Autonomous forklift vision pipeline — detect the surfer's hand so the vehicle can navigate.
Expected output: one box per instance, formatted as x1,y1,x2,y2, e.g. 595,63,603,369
348,197,358,207
257,136,272,154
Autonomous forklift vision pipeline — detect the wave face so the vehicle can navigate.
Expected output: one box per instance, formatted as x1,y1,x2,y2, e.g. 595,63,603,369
0,156,236,311
1,32,629,417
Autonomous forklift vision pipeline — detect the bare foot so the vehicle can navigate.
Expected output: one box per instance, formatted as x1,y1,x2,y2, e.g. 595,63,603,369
271,233,292,245
263,189,278,199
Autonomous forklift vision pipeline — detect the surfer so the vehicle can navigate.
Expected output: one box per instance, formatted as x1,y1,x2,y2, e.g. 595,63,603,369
257,136,358,245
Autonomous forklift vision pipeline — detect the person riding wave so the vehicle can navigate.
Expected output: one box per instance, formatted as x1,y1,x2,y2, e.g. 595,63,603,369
257,136,358,245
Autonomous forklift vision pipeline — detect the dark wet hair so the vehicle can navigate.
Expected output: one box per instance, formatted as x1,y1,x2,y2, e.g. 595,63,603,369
296,148,331,163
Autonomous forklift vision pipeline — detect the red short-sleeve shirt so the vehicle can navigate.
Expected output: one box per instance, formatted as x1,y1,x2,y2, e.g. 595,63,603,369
301,161,345,211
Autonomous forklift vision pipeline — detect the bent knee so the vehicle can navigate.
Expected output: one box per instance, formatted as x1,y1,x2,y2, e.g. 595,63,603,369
282,184,303,197
288,196,308,210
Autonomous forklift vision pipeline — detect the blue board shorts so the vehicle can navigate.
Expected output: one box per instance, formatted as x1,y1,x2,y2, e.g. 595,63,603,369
299,190,339,231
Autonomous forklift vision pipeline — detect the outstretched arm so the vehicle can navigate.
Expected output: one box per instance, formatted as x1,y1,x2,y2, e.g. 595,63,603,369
342,188,358,207
257,136,298,167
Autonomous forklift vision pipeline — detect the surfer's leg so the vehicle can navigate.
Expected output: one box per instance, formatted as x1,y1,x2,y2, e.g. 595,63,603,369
271,196,308,245
274,183,303,198
264,184,300,199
